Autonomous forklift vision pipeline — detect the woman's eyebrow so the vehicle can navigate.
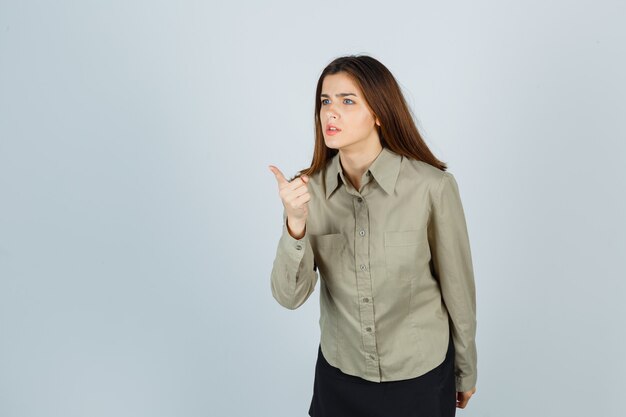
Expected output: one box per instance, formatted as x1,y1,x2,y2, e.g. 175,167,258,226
320,93,358,98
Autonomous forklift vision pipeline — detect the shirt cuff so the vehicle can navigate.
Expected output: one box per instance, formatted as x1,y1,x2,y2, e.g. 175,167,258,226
455,372,477,393
277,217,308,263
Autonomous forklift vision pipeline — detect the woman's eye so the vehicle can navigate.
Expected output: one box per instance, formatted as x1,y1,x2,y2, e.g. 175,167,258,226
321,98,354,105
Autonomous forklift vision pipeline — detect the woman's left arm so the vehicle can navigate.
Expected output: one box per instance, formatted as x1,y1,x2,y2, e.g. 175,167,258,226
428,171,478,394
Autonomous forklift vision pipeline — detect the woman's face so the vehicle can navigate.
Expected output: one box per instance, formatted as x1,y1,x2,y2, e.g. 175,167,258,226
320,72,381,153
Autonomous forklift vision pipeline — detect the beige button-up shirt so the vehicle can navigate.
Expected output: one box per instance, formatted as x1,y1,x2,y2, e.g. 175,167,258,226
270,146,477,392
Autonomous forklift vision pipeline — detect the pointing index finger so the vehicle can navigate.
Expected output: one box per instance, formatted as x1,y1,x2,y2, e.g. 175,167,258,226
268,165,289,186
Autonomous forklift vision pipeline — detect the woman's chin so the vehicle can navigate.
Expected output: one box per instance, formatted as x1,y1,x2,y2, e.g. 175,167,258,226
323,138,342,149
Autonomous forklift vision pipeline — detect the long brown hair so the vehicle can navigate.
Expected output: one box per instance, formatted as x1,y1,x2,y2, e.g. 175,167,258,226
291,54,447,181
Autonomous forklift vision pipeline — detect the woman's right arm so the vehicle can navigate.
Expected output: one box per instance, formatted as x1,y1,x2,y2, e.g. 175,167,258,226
268,165,317,309
269,208,318,310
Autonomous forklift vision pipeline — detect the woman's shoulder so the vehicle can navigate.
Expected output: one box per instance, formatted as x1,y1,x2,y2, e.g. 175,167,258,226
401,157,448,185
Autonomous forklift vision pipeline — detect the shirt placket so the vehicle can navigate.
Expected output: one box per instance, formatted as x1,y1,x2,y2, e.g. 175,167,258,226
351,188,380,380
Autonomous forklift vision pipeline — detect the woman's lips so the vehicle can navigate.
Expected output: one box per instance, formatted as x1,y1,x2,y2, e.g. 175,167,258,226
326,126,342,136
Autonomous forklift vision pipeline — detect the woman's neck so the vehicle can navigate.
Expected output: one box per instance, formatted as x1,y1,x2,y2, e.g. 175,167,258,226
338,143,383,192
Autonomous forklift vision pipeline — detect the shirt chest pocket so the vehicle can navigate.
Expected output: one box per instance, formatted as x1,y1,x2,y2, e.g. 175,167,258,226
384,228,428,281
312,233,347,284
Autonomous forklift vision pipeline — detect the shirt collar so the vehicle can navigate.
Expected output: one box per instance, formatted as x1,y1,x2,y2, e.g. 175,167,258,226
324,146,402,199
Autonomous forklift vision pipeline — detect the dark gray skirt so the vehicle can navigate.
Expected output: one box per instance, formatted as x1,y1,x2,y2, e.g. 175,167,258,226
308,335,456,417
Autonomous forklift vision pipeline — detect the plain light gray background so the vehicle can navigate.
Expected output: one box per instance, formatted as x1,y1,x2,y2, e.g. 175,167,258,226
1,1,625,416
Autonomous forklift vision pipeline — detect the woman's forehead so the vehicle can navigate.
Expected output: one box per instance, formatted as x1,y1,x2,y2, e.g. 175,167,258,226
322,73,361,94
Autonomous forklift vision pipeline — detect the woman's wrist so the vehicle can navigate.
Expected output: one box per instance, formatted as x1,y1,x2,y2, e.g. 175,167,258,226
287,217,306,239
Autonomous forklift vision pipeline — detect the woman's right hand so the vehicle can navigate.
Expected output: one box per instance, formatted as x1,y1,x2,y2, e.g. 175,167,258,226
268,165,310,238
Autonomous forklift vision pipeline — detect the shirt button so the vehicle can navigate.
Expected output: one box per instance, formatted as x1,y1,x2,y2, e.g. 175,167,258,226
295,244,302,250
363,297,369,302
360,264,367,270
365,327,372,332
357,197,363,202
359,230,366,236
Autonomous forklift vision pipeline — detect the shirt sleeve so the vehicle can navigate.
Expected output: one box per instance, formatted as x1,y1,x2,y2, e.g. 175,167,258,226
270,208,318,310
429,171,478,392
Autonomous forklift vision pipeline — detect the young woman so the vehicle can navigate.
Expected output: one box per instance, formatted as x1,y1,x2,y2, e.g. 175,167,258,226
268,55,478,417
